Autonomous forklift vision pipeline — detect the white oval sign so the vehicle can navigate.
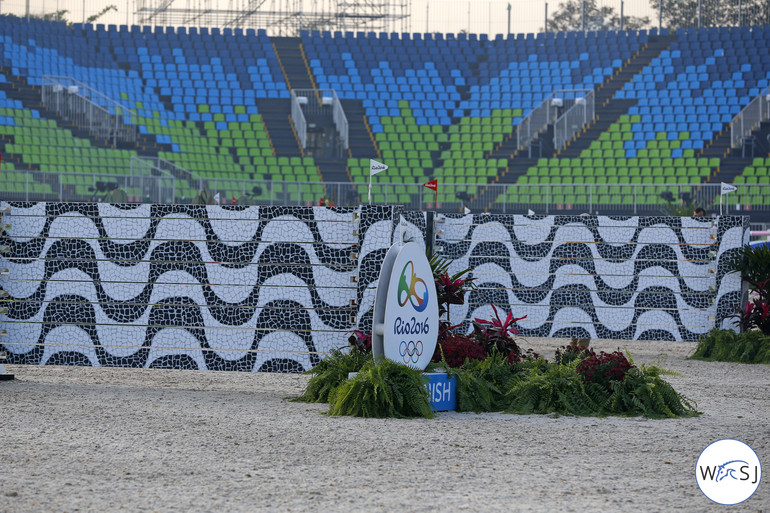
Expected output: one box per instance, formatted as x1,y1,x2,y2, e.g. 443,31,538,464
380,242,438,370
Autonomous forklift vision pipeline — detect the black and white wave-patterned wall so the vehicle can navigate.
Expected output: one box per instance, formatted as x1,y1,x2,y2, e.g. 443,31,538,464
0,202,397,372
422,213,749,342
0,203,750,372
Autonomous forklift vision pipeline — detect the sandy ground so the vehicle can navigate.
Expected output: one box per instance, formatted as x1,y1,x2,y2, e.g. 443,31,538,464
1,338,768,513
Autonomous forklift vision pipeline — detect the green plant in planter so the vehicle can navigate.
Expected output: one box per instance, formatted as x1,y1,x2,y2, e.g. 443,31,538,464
504,349,700,418
691,329,770,364
472,304,528,362
327,358,434,418
727,244,770,335
604,363,699,418
505,358,608,416
452,351,522,412
429,253,475,318
293,333,372,404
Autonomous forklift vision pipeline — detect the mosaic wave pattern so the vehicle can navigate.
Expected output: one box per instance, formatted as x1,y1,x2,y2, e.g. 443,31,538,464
0,204,748,372
431,214,748,342
0,202,391,372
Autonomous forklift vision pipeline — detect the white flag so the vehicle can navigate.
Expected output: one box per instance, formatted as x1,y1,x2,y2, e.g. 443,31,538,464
463,206,471,215
721,182,737,194
370,159,388,176
527,209,535,216
213,192,221,205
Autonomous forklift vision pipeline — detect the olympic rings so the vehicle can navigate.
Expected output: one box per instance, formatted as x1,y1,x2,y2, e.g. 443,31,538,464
399,340,424,364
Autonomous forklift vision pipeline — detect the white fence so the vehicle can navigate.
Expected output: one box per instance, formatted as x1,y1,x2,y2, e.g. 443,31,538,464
730,87,770,150
2,169,768,214
517,89,593,156
554,90,595,152
40,76,137,147
291,89,349,151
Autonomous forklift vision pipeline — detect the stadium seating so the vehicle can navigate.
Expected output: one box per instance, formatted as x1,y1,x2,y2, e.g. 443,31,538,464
619,26,770,155
0,16,768,214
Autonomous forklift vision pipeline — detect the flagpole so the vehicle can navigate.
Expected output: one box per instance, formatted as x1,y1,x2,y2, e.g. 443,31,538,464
368,173,372,204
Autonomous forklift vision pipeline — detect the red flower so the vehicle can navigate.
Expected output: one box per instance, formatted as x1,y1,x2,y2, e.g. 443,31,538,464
473,303,527,338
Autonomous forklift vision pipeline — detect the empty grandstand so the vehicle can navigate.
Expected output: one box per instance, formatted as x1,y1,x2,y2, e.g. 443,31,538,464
0,15,768,220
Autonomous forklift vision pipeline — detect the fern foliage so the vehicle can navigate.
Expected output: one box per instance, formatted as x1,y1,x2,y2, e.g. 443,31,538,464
293,348,370,404
692,329,770,364
294,345,698,419
327,359,434,418
453,352,520,412
505,359,609,416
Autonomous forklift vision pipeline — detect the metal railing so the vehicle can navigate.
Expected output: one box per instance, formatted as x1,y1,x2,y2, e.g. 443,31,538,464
41,76,137,148
2,170,768,215
291,89,349,150
290,89,308,149
516,89,592,156
730,87,770,150
554,90,595,152
0,169,176,203
130,156,203,194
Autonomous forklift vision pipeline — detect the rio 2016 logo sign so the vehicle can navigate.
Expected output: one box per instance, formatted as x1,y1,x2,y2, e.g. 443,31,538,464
372,242,439,371
397,261,429,312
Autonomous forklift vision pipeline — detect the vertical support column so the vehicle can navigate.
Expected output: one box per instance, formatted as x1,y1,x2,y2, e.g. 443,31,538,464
714,215,751,331
0,204,13,380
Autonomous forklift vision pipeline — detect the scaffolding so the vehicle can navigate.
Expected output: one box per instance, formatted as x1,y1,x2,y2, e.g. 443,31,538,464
135,0,411,36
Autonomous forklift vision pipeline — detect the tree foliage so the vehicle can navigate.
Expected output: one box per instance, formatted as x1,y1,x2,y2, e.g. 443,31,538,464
654,0,770,30
547,0,650,32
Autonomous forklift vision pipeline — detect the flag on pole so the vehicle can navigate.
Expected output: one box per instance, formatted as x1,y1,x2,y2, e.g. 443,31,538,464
370,159,388,176
232,196,236,205
423,179,438,191
721,182,737,194
368,159,388,204
213,192,221,205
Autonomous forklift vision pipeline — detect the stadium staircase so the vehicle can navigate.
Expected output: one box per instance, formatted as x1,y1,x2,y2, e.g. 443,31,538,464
0,66,167,156
271,37,367,183
558,35,678,159
480,34,678,202
711,157,754,184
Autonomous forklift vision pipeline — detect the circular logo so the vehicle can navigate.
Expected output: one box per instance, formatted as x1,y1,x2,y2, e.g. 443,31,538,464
696,439,762,505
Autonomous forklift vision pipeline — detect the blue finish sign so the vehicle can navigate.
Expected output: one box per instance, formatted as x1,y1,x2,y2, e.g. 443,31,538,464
424,372,457,411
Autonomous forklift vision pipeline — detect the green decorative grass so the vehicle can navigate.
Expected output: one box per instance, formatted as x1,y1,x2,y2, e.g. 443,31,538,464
293,348,371,404
503,359,698,418
691,329,770,364
295,348,698,419
327,359,434,419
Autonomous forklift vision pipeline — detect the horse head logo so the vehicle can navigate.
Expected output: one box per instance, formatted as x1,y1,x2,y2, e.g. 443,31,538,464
716,460,749,482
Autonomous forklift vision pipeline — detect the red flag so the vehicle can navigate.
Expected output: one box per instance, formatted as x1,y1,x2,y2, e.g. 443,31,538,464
232,196,236,205
423,179,438,191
